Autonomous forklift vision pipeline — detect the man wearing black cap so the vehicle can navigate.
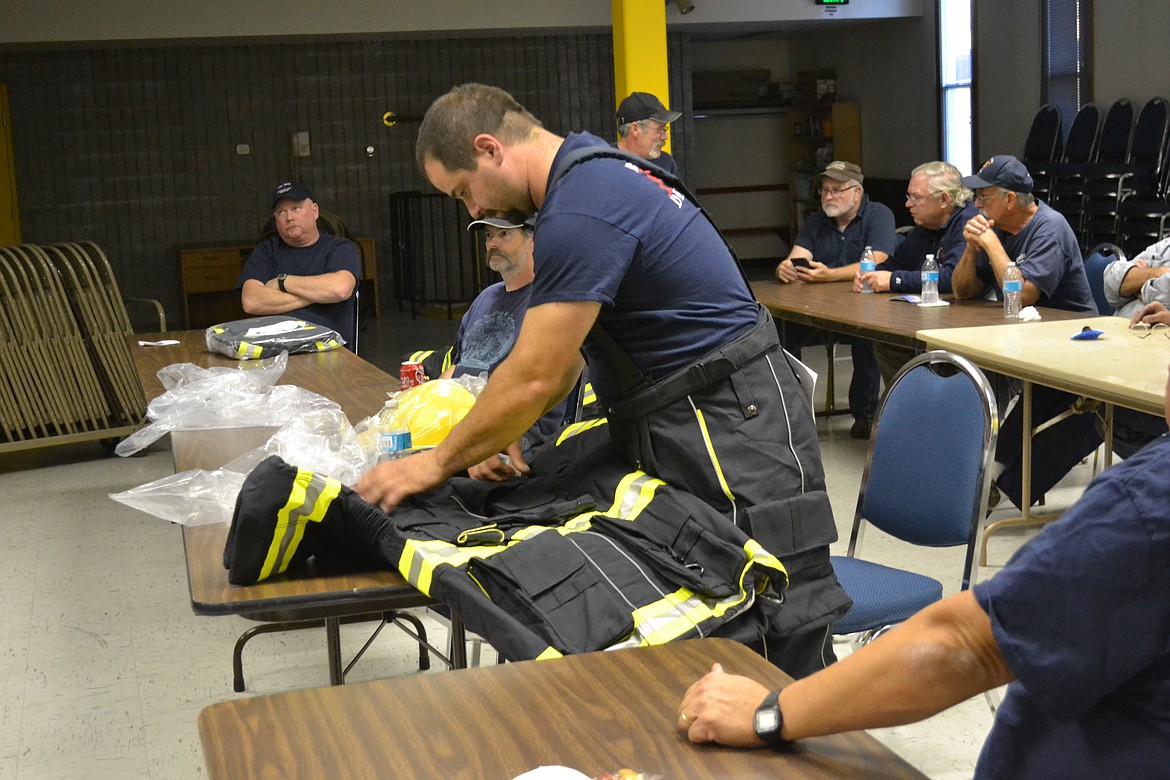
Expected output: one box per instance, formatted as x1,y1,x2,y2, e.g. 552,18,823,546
237,182,361,347
954,154,1099,510
614,91,681,176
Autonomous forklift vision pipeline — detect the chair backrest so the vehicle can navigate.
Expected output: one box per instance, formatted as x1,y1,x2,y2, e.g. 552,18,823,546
848,351,998,589
1063,103,1101,164
1022,104,1063,163
1097,99,1135,164
1128,97,1170,168
1083,242,1124,316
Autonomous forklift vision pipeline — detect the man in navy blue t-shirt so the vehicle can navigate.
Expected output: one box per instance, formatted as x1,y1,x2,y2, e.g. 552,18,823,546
357,83,851,678
677,343,1170,778
955,155,1100,509
237,182,360,347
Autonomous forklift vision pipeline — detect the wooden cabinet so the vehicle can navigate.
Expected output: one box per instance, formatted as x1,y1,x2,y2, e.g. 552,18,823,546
787,101,861,231
179,237,379,328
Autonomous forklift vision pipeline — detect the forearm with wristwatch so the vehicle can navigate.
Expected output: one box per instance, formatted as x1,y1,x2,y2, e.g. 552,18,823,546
753,689,792,747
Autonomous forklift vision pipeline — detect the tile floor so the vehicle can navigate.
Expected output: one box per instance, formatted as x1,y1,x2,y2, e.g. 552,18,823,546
0,308,1096,779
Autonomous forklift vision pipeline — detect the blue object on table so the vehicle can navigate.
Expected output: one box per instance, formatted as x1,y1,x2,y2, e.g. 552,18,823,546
1071,328,1105,340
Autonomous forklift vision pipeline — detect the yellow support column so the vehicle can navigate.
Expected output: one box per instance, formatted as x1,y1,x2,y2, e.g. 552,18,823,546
611,0,673,153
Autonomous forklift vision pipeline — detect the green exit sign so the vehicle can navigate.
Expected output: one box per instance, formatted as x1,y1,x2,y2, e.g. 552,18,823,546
815,0,850,4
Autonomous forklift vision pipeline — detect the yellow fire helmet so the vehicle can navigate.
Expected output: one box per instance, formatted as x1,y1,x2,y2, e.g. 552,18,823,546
385,379,477,446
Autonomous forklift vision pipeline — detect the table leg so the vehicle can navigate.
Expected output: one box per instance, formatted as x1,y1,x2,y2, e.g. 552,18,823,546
979,380,1063,566
326,617,344,685
448,613,468,670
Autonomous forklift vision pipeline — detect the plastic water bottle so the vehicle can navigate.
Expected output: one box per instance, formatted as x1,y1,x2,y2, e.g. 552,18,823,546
859,245,876,293
1003,260,1023,320
920,253,939,305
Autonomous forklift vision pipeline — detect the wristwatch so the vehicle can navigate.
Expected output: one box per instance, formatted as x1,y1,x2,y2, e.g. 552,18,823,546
277,273,288,292
753,690,790,746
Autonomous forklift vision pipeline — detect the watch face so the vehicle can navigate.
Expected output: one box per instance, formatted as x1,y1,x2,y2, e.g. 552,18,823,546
755,708,779,734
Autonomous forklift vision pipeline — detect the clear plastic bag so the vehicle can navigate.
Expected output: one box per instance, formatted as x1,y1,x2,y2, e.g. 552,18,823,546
111,407,373,526
115,352,341,456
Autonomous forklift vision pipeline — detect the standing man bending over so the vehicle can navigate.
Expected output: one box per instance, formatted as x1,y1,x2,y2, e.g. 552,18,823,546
238,182,360,347
774,161,897,438
357,83,850,678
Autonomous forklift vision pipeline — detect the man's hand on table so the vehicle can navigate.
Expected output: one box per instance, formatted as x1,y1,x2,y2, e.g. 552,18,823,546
355,449,448,512
855,270,892,293
1132,300,1170,326
467,440,530,482
678,663,770,747
775,259,802,284
795,260,837,283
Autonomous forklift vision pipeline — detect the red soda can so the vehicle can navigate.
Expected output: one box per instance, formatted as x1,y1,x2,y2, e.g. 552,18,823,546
400,361,426,389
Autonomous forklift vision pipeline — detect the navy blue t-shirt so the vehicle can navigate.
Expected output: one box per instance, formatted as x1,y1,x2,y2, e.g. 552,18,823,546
878,203,978,294
794,194,897,268
970,201,1096,313
972,433,1170,778
532,133,757,403
237,234,362,345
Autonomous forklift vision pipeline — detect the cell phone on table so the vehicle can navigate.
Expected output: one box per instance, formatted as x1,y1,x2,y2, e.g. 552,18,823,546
790,257,811,269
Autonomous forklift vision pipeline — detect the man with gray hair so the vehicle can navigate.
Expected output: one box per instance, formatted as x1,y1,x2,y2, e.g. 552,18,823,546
857,161,978,384
613,91,681,176
954,154,1098,510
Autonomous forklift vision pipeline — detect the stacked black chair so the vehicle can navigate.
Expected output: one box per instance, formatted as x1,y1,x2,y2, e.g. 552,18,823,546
1080,97,1170,250
1048,98,1135,237
1031,102,1100,202
1021,104,1064,169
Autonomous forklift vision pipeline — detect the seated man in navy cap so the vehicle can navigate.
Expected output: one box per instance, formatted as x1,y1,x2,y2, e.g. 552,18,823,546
953,154,1099,508
613,91,682,176
237,182,361,347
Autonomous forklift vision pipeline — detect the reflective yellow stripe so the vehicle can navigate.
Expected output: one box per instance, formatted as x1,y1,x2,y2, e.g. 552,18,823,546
398,536,511,596
582,383,597,406
233,340,264,359
535,646,563,660
555,417,608,446
691,406,735,504
408,349,434,363
606,471,663,521
258,468,342,580
441,347,454,374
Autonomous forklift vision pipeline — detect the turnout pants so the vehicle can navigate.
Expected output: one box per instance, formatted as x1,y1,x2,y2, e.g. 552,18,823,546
603,306,852,675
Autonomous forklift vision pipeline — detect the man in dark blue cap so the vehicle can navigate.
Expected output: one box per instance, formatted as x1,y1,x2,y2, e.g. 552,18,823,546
953,154,1099,509
237,182,361,347
613,91,681,176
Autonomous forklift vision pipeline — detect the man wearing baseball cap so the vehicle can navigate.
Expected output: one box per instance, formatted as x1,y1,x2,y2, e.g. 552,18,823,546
775,159,897,438
613,91,682,176
237,181,361,347
953,154,1099,511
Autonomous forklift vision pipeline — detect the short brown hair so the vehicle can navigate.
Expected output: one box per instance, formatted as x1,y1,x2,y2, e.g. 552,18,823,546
415,83,542,174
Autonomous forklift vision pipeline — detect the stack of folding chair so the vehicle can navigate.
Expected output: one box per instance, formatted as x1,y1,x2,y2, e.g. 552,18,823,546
0,242,159,453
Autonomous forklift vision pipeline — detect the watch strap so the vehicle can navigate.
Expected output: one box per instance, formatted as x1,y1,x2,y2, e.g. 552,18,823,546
753,689,790,746
277,274,287,292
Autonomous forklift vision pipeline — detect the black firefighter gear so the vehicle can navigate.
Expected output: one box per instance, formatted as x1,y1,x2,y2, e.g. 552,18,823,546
548,145,852,664
225,423,789,662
